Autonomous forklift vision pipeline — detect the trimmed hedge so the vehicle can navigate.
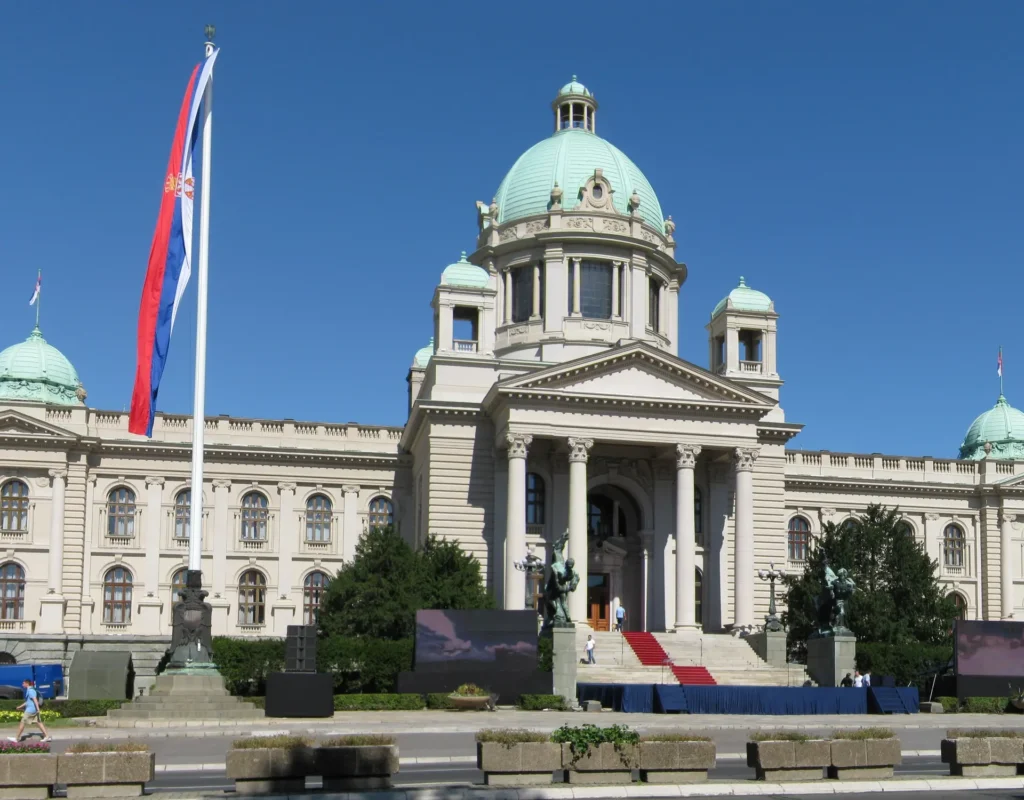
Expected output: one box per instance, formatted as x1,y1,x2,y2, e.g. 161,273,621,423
855,641,952,686
333,694,425,711
211,636,285,696
930,696,1021,714
937,696,959,713
0,699,124,718
426,693,454,710
517,694,567,711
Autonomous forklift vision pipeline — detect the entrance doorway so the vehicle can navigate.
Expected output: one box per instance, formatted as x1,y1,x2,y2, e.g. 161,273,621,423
587,573,610,630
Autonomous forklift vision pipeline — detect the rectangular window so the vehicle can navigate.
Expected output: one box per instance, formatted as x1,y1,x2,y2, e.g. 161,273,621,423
512,266,533,323
648,278,660,331
580,260,612,319
453,307,479,352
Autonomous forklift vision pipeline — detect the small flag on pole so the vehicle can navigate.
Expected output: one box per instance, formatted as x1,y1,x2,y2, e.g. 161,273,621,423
998,347,1004,378
28,273,41,306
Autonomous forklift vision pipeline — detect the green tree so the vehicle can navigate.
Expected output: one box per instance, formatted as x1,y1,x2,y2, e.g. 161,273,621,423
420,535,495,611
782,505,956,649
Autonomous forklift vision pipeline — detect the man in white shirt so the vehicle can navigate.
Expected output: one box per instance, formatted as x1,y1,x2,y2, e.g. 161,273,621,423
853,670,863,688
585,635,596,664
863,670,872,687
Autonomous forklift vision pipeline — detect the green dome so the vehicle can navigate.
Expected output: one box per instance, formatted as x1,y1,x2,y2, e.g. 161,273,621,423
413,337,434,368
712,277,773,318
441,252,489,288
558,75,591,97
0,327,85,406
959,395,1024,460
493,128,664,228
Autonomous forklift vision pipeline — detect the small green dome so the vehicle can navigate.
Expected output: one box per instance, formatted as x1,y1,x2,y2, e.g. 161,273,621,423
413,337,435,368
0,327,85,406
558,75,591,97
441,253,490,289
959,395,1024,460
494,129,663,229
712,277,773,318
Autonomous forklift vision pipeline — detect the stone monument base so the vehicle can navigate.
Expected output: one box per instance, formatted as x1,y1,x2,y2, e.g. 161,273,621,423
806,633,856,687
746,629,788,668
551,626,578,709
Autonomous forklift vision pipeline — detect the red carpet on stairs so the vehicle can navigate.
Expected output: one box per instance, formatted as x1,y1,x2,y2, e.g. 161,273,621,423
622,632,717,685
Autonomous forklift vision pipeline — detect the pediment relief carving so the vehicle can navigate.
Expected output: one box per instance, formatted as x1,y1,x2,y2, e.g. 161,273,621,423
0,411,76,439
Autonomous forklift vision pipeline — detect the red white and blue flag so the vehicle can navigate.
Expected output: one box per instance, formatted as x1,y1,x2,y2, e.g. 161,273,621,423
28,273,40,306
129,50,219,437
998,347,1004,378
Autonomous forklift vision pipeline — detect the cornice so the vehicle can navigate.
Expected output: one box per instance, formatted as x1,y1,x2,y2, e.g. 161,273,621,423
91,440,399,469
785,475,979,498
500,389,768,418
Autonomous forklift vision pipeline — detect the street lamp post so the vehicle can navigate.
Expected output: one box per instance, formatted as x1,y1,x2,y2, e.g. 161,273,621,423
757,562,787,632
513,545,545,612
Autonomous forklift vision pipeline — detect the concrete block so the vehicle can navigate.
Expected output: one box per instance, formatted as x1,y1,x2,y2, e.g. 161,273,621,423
639,742,715,772
919,701,944,713
794,741,831,768
826,766,894,780
0,753,58,786
477,742,561,774
863,738,902,767
563,742,638,771
585,701,603,712
830,740,867,768
0,788,51,800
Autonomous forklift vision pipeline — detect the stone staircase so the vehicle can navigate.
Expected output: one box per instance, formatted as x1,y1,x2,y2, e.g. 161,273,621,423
102,673,264,723
573,629,810,687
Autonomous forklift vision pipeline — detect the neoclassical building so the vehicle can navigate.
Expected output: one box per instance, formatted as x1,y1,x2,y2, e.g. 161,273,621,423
1,78,1022,679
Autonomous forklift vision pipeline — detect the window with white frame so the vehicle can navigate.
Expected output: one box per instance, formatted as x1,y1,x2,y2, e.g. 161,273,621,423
943,524,965,568
0,481,29,533
306,494,332,542
240,492,269,540
174,490,191,540
107,487,136,538
788,516,811,562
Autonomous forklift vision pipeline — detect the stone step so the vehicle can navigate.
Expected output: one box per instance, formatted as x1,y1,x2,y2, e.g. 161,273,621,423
126,698,254,709
107,707,263,720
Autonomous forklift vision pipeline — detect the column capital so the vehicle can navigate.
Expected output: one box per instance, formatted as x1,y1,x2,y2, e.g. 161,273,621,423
212,479,232,490
1000,511,1018,526
506,433,533,460
568,437,594,463
570,257,581,265
342,485,360,495
925,512,941,521
145,476,165,487
48,468,67,482
675,444,702,470
277,482,298,493
734,447,760,472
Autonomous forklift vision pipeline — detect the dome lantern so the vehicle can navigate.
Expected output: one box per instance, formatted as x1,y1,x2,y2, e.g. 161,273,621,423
0,326,86,407
552,75,597,134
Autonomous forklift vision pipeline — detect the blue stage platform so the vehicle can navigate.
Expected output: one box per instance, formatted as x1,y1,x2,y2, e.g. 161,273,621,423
576,683,918,715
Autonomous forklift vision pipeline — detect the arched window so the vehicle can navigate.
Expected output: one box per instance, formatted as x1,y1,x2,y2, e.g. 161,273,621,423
895,519,914,539
240,492,268,540
306,495,332,542
526,474,545,525
949,592,968,620
238,570,266,625
368,496,393,529
103,567,133,624
0,653,15,666
0,480,29,533
107,487,136,538
303,571,329,624
943,524,965,568
788,516,811,562
694,486,703,547
171,568,188,606
695,567,703,626
0,563,25,620
174,490,191,540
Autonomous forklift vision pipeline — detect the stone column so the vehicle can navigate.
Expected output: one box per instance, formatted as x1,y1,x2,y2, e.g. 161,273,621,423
531,264,541,319
1002,511,1015,619
504,269,513,322
342,486,360,562
675,445,701,631
504,434,532,610
144,477,164,595
274,482,298,636
210,480,232,635
641,530,653,632
612,261,621,318
571,258,581,316
733,448,759,631
80,475,96,634
38,468,68,634
567,437,593,623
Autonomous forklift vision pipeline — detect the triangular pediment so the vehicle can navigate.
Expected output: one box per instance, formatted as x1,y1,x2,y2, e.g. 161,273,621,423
0,409,78,441
496,342,774,410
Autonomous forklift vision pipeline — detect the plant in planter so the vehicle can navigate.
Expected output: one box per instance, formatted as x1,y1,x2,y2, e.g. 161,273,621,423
448,683,494,711
638,733,715,784
316,735,399,790
941,729,1024,777
226,736,315,794
0,740,57,800
476,729,561,786
747,731,830,782
552,724,640,785
58,741,154,799
828,728,901,779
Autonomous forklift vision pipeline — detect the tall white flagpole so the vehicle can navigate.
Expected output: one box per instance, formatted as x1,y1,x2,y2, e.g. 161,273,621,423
188,27,215,577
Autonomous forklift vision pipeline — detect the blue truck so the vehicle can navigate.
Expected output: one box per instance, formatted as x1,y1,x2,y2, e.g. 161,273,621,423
0,664,63,699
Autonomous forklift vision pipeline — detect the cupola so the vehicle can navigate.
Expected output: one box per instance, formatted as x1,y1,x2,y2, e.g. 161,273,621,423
553,76,597,133
706,277,781,402
959,395,1024,460
0,326,86,406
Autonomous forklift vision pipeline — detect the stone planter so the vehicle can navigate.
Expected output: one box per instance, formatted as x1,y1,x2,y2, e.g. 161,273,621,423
828,738,902,779
448,695,491,711
562,742,638,785
638,741,716,783
57,752,156,798
0,754,58,800
941,737,1024,777
225,745,400,793
477,742,562,786
747,740,830,781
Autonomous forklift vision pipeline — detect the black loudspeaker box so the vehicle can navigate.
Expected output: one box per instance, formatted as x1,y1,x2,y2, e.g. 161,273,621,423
285,625,317,672
265,672,333,718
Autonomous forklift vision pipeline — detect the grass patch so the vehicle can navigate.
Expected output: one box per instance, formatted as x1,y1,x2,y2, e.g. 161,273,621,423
232,735,313,750
947,729,1024,739
641,733,712,742
476,729,550,746
65,741,150,753
832,728,896,740
333,694,425,711
517,694,567,711
320,735,395,747
750,731,814,742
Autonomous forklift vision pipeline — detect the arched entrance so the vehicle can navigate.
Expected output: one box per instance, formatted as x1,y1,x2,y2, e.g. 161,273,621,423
586,485,644,631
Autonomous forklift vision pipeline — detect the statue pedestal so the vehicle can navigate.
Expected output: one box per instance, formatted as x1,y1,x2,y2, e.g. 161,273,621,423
551,626,578,709
806,634,856,687
746,629,788,668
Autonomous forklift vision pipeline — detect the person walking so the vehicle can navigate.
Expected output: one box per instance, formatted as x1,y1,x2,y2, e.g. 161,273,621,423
840,673,854,688
853,670,863,688
863,669,872,688
585,635,596,664
9,680,50,743
615,604,626,632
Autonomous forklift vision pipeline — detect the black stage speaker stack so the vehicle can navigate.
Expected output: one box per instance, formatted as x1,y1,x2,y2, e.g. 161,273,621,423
265,625,333,718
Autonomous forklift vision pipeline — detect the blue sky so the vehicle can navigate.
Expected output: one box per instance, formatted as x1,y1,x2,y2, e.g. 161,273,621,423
1,1,1021,457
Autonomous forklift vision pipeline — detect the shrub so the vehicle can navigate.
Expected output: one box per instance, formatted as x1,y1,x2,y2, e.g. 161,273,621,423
855,642,953,686
65,742,149,753
641,733,712,742
212,637,285,696
0,740,49,754
321,735,395,746
247,697,266,710
0,710,59,723
750,731,814,742
947,728,1024,739
0,699,123,718
832,728,895,740
476,729,549,746
317,637,414,694
538,634,553,672
232,735,313,750
962,697,1011,714
453,683,488,697
937,696,959,713
551,724,640,765
333,694,424,711
426,693,454,710
517,694,566,711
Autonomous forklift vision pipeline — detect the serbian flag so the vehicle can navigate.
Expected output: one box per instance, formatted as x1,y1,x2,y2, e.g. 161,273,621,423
998,347,1004,378
129,50,219,436
28,273,40,306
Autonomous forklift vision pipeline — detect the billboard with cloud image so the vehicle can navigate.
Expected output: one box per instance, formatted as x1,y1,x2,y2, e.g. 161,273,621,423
955,619,1024,698
414,609,538,671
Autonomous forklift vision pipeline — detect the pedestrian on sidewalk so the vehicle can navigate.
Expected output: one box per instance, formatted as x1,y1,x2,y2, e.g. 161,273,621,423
9,679,51,743
853,670,863,688
585,635,596,664
615,605,626,632
863,669,872,687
